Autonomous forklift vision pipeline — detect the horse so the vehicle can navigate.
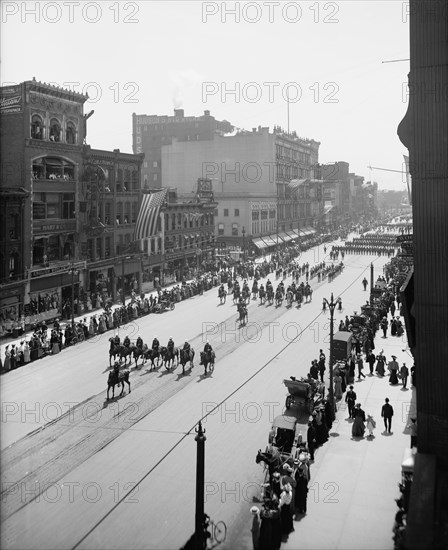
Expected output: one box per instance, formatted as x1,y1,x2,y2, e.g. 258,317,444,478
255,447,283,478
275,290,283,307
179,348,195,375
218,286,227,305
107,366,131,400
119,344,133,366
108,338,121,367
200,350,216,375
144,347,161,370
132,344,148,367
161,346,179,369
237,303,248,326
304,285,313,303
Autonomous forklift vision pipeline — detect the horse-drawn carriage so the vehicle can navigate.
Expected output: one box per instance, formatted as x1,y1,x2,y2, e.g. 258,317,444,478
153,299,175,313
283,378,325,414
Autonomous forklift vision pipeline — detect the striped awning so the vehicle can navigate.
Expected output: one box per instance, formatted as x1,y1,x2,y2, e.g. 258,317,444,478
286,230,299,239
252,238,268,249
278,232,292,242
261,236,277,247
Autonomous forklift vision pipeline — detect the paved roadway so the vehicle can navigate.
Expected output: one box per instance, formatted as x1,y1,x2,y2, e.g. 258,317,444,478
0,240,391,550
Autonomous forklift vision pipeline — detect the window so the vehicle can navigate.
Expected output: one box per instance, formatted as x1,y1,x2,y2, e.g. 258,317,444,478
232,223,238,236
223,209,229,217
234,209,240,217
144,161,148,168
49,118,61,142
31,115,44,139
218,223,224,236
105,237,111,258
66,121,76,144
62,194,75,219
136,137,141,144
252,211,259,220
152,161,158,168
153,174,158,181
136,126,141,134
269,209,276,219
33,193,46,219
46,193,60,218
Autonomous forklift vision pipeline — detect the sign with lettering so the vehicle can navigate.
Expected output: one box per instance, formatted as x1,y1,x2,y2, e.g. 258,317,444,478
30,261,86,279
0,86,22,114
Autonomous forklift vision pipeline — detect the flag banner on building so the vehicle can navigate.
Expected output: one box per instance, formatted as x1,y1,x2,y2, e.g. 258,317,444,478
403,154,412,205
288,179,309,189
134,188,168,240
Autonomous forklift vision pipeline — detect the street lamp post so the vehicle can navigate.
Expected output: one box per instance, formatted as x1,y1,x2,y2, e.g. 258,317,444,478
194,421,207,550
242,226,246,262
121,255,132,306
322,292,342,421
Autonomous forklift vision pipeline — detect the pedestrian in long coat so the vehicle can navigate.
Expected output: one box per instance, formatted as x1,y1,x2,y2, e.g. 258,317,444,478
388,356,399,385
400,363,409,388
279,483,294,540
376,352,386,376
23,341,30,363
334,374,343,400
352,404,366,438
294,465,309,515
307,422,316,460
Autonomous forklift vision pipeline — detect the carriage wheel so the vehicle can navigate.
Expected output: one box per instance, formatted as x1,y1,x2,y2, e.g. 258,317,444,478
285,395,292,409
213,521,227,544
170,303,175,311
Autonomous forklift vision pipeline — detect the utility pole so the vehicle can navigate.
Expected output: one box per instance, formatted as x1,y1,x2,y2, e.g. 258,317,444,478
194,421,206,550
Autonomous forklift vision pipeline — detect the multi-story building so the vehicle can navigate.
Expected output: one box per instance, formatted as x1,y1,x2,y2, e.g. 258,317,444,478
0,78,88,332
0,79,145,334
161,125,323,252
139,183,217,286
81,146,144,302
132,109,233,188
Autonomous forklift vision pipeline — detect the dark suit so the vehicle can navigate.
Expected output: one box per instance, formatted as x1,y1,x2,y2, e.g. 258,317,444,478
381,403,394,432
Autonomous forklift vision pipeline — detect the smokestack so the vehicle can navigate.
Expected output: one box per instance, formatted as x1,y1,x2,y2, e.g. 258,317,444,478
204,110,210,116
174,109,184,118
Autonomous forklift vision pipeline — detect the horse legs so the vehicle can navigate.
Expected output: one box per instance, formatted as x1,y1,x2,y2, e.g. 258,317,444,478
119,381,124,396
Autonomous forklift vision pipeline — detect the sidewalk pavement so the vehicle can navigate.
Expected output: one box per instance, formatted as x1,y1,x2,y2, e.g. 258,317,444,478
283,306,416,550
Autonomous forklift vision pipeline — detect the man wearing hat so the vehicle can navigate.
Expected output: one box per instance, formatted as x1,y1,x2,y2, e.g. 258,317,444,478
345,385,357,418
400,363,409,389
249,506,261,550
381,398,394,433
307,421,316,460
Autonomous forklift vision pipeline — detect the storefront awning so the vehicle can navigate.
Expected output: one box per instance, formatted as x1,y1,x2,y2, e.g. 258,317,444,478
261,236,277,247
299,227,316,237
278,232,292,242
252,238,268,249
286,231,299,240
323,205,335,214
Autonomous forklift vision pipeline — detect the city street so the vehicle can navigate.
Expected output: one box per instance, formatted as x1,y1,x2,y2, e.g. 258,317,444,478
1,242,393,550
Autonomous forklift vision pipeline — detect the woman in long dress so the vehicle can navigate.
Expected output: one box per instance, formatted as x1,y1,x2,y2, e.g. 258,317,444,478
4,346,11,370
389,361,399,385
376,353,386,376
352,404,366,438
23,341,31,363
334,374,343,400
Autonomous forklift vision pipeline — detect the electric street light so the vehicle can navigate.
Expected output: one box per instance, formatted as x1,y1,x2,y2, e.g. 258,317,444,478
242,226,246,262
323,292,342,421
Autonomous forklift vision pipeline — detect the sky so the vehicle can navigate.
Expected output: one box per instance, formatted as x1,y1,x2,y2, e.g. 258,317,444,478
1,0,411,190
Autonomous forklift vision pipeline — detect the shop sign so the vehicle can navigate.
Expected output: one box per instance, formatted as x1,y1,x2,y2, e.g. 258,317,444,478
35,221,76,232
30,261,86,279
0,86,22,114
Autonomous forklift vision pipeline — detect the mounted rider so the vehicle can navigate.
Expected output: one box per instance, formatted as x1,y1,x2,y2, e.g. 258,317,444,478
136,336,143,349
167,336,175,352
203,340,213,354
152,337,159,352
123,335,131,348
113,334,120,347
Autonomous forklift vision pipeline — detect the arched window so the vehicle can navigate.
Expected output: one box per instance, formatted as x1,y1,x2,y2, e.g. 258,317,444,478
66,121,76,144
49,118,61,142
31,115,44,139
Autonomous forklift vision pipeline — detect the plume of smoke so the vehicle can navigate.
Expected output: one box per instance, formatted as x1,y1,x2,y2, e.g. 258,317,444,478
170,69,205,109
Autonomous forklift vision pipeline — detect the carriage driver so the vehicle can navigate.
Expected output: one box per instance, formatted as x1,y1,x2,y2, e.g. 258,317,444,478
167,336,175,352
152,336,159,351
123,335,131,347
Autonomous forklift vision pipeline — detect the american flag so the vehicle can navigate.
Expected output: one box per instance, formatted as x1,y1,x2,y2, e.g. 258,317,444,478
134,188,168,240
288,179,309,189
